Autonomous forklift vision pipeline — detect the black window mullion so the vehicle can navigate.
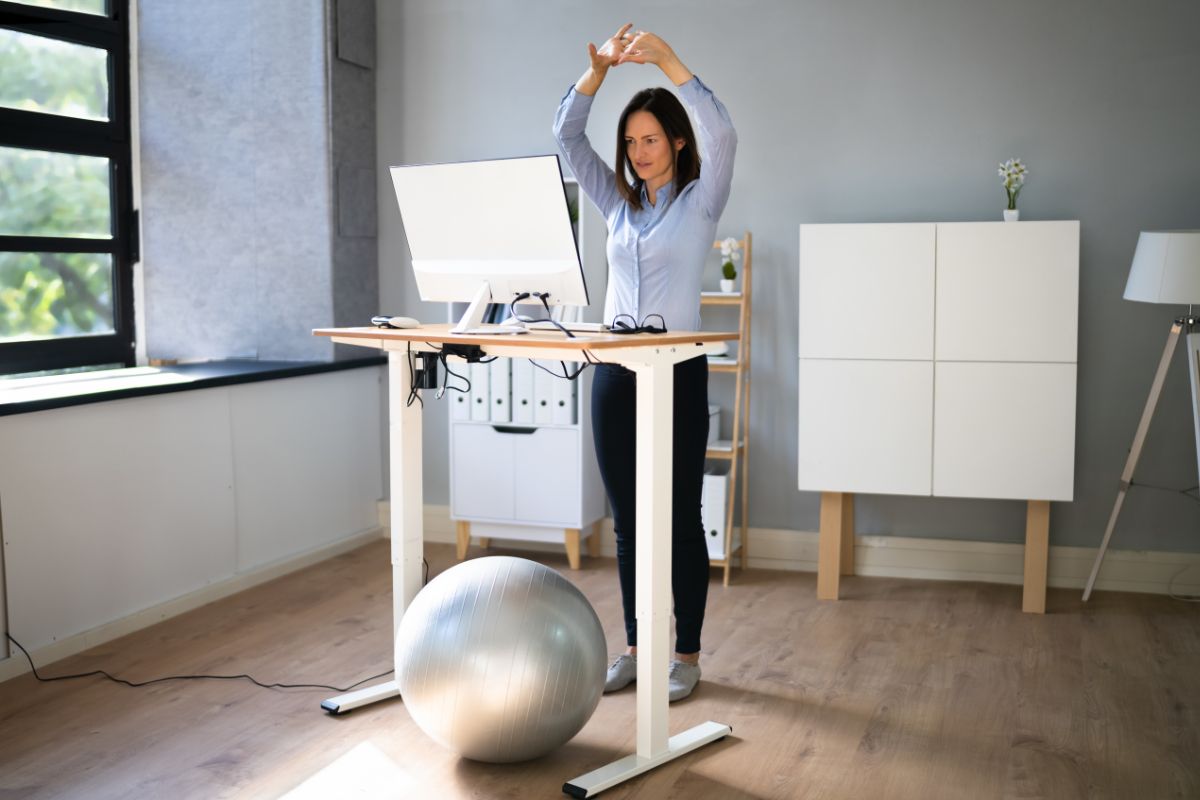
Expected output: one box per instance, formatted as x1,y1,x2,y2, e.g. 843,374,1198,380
0,1,122,40
0,111,122,154
0,236,113,253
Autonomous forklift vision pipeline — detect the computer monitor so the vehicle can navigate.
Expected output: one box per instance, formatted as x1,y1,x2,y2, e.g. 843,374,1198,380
389,154,588,333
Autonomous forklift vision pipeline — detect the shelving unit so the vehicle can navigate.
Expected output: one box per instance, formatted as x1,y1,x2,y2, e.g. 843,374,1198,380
701,231,752,586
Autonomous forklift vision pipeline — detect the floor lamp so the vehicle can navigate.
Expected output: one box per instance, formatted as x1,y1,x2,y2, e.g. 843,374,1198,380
1084,230,1200,601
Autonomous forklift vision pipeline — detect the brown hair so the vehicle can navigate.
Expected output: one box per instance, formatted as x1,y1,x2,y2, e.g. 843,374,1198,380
615,87,700,212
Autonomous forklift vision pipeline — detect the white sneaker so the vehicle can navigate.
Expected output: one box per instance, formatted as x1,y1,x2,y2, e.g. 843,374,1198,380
668,660,701,702
604,654,637,693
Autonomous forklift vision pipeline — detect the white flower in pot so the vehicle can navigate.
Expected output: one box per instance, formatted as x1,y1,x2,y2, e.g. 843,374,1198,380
719,236,740,292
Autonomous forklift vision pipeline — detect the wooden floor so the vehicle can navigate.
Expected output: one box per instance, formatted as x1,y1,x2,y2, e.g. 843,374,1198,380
0,539,1197,800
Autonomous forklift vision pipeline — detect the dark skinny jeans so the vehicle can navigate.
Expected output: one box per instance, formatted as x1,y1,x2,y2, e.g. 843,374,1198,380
590,355,710,654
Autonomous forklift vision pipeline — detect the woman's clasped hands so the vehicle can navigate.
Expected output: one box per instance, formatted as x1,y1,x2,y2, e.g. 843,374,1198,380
588,23,680,72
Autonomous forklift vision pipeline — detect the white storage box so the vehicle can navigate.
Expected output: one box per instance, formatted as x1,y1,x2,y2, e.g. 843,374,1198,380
701,465,731,560
707,404,720,444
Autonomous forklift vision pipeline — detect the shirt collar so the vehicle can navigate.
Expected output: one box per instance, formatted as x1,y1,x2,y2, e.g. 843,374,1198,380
640,179,675,209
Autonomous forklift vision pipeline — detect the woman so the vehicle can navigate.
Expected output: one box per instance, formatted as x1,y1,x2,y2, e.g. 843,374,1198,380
552,24,736,702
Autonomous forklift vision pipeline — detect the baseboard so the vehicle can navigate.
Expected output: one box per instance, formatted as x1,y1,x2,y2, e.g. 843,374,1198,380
380,502,1200,598
0,527,384,685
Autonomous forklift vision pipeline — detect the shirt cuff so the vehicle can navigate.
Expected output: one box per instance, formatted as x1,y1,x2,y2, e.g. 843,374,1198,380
560,83,595,113
676,74,708,100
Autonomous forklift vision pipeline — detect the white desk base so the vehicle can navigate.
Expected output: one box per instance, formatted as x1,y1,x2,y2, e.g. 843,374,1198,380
315,330,733,796
320,679,399,714
562,721,731,797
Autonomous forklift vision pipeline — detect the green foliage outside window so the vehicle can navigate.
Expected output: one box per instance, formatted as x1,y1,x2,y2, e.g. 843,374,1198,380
0,27,115,342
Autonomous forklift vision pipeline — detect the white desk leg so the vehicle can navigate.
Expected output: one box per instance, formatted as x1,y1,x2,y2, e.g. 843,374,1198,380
634,359,673,757
564,355,730,797
322,352,424,714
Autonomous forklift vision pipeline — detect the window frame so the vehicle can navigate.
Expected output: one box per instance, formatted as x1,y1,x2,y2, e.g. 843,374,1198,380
0,0,136,375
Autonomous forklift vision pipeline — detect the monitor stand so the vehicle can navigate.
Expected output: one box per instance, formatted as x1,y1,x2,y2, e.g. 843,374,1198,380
449,282,527,335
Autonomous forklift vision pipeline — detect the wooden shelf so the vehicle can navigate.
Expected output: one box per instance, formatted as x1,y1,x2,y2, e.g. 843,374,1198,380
706,439,744,460
707,359,739,373
703,232,752,587
700,292,743,306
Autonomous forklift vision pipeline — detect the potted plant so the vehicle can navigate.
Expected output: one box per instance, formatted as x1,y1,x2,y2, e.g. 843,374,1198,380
719,236,740,293
998,157,1028,221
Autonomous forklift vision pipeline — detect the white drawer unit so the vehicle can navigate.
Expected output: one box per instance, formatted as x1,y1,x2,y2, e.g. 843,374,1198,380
797,220,1080,613
449,360,605,568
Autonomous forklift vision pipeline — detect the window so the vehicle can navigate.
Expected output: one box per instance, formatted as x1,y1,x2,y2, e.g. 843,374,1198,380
0,0,134,375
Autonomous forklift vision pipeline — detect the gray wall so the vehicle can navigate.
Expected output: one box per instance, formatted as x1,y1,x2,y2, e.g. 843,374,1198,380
139,0,377,362
376,0,1200,552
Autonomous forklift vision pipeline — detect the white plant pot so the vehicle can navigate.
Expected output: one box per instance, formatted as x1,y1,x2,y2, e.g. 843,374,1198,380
1003,208,1020,222
719,279,735,293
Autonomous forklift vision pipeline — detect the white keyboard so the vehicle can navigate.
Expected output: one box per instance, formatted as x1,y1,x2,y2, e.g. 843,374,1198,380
523,320,610,333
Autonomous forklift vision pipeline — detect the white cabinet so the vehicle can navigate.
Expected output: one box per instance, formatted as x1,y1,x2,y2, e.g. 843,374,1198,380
449,362,605,566
798,221,1078,502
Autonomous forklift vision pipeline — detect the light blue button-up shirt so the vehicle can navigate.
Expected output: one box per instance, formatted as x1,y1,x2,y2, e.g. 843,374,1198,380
553,76,737,332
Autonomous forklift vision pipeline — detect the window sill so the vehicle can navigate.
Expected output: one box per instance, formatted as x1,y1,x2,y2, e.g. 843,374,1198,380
0,356,386,417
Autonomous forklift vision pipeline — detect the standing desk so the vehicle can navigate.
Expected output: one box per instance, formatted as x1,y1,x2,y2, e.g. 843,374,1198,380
313,323,738,797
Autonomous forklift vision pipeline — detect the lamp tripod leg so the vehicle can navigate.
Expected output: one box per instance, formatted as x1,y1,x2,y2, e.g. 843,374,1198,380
1083,320,1183,601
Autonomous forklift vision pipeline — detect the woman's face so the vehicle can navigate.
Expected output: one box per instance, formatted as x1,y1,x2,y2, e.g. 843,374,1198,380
624,110,684,189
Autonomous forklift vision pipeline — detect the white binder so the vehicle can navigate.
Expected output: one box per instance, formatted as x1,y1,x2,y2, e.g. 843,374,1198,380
469,362,490,421
512,359,535,424
532,361,556,425
452,386,470,420
488,359,511,423
552,376,576,425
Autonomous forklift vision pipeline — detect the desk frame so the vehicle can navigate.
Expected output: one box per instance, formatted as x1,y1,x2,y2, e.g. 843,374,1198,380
313,325,736,797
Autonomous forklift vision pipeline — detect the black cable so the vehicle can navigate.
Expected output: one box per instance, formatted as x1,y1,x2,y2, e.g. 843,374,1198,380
1129,481,1200,504
405,342,423,408
529,356,589,381
507,292,576,339
436,350,471,399
4,633,392,693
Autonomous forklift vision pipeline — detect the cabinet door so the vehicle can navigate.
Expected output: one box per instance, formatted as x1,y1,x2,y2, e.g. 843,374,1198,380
800,223,935,360
450,423,516,520
932,362,1076,501
935,221,1079,362
514,427,582,525
798,358,934,495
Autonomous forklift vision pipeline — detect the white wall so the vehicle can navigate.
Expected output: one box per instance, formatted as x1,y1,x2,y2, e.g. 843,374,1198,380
0,367,383,655
376,0,1200,553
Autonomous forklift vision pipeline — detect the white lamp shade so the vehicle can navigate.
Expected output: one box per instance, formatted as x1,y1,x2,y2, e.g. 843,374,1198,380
1124,230,1200,304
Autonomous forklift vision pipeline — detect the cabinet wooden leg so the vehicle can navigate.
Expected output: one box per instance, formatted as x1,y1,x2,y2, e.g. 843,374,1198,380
586,520,601,558
456,520,470,561
818,491,852,600
1023,500,1050,614
478,537,490,549
564,528,582,570
840,493,855,576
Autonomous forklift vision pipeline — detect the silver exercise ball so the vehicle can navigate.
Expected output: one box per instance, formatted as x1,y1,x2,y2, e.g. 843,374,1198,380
396,556,606,763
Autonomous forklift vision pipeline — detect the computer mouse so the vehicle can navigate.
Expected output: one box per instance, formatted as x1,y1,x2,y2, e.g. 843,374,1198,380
372,315,421,329
388,316,421,329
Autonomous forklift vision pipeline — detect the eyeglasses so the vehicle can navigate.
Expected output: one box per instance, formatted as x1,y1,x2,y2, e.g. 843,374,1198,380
609,313,667,335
